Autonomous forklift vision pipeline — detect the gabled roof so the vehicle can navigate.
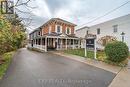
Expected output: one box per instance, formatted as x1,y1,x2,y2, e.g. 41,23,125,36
29,18,77,35
53,18,77,26
76,26,89,31
40,18,77,28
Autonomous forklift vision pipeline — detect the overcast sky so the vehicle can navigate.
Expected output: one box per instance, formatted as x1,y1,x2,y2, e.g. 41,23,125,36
18,0,130,32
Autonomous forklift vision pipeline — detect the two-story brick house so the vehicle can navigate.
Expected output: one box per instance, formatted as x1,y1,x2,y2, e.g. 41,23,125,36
29,18,80,52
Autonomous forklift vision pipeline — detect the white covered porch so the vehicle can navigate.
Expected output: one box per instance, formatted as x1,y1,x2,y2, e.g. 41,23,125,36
28,35,81,52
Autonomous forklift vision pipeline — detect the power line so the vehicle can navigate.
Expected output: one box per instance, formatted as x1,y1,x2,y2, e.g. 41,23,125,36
78,1,130,28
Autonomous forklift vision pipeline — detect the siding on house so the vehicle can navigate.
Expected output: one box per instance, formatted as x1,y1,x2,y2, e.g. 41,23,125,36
76,26,89,48
76,14,130,50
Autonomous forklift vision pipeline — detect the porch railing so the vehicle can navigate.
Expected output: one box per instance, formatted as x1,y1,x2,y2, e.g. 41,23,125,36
28,44,46,51
28,44,81,51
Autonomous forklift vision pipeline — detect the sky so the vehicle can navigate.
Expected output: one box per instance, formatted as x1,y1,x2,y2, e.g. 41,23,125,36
17,0,130,32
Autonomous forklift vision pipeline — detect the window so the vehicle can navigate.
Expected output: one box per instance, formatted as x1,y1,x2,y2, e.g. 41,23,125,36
66,27,71,34
49,26,51,34
113,25,118,33
86,30,89,34
38,31,40,35
57,25,61,33
97,28,100,34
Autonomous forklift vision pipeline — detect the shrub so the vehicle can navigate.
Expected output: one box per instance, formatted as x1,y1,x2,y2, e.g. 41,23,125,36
105,41,129,63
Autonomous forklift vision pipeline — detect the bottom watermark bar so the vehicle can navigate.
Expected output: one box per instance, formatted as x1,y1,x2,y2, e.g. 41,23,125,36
38,79,92,87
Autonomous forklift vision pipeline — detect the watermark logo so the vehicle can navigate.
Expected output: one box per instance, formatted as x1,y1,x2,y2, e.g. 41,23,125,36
1,0,14,14
38,79,92,87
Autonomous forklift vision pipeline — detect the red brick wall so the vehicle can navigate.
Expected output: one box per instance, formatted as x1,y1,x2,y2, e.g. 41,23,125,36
51,23,55,32
41,22,75,35
62,24,66,33
42,26,48,34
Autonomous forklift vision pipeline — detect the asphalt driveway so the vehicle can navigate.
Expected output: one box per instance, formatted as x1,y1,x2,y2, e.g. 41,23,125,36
0,48,116,87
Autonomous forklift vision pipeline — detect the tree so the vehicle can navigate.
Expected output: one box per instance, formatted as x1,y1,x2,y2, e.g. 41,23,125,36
97,36,117,46
0,0,36,54
0,12,26,54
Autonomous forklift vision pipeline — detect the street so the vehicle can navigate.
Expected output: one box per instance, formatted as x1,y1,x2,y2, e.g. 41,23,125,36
0,48,115,87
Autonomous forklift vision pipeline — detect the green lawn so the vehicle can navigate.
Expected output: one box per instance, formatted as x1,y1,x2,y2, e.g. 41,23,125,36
64,48,128,66
64,48,106,61
0,52,14,79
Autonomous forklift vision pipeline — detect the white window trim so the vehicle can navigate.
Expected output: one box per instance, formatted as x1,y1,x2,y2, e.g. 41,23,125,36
49,26,51,34
97,28,100,35
55,25,62,33
66,27,71,34
113,25,118,33
42,29,43,35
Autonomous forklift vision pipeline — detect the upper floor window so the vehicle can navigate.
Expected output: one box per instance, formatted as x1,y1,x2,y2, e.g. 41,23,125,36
35,32,37,37
38,31,41,35
49,26,51,34
97,28,100,34
86,30,89,34
113,25,118,33
56,25,62,33
66,27,71,34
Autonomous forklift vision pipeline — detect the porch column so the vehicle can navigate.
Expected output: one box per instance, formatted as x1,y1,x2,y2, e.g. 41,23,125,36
45,37,47,52
73,39,74,49
60,39,62,50
85,39,87,57
66,38,67,50
69,39,71,48
41,37,42,50
47,38,49,46
35,39,36,46
94,39,97,59
34,39,35,47
35,39,37,48
78,39,80,48
57,38,59,50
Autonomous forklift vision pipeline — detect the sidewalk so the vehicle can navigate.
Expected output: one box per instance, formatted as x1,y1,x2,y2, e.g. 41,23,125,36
109,60,130,87
51,51,130,87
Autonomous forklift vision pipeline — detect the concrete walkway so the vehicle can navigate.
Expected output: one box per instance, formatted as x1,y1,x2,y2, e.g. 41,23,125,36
51,51,130,87
109,60,130,87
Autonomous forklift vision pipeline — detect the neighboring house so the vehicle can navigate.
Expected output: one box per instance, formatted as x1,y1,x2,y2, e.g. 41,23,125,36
76,14,130,50
29,18,80,52
76,26,89,48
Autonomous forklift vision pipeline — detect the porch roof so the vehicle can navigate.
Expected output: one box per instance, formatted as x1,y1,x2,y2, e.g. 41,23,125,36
85,33,97,39
36,33,79,39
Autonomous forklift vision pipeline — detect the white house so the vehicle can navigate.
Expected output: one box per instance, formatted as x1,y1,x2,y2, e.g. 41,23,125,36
76,14,130,50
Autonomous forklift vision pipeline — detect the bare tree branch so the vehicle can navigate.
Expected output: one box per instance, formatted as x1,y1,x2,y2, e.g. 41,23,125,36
14,0,31,7
15,8,31,14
